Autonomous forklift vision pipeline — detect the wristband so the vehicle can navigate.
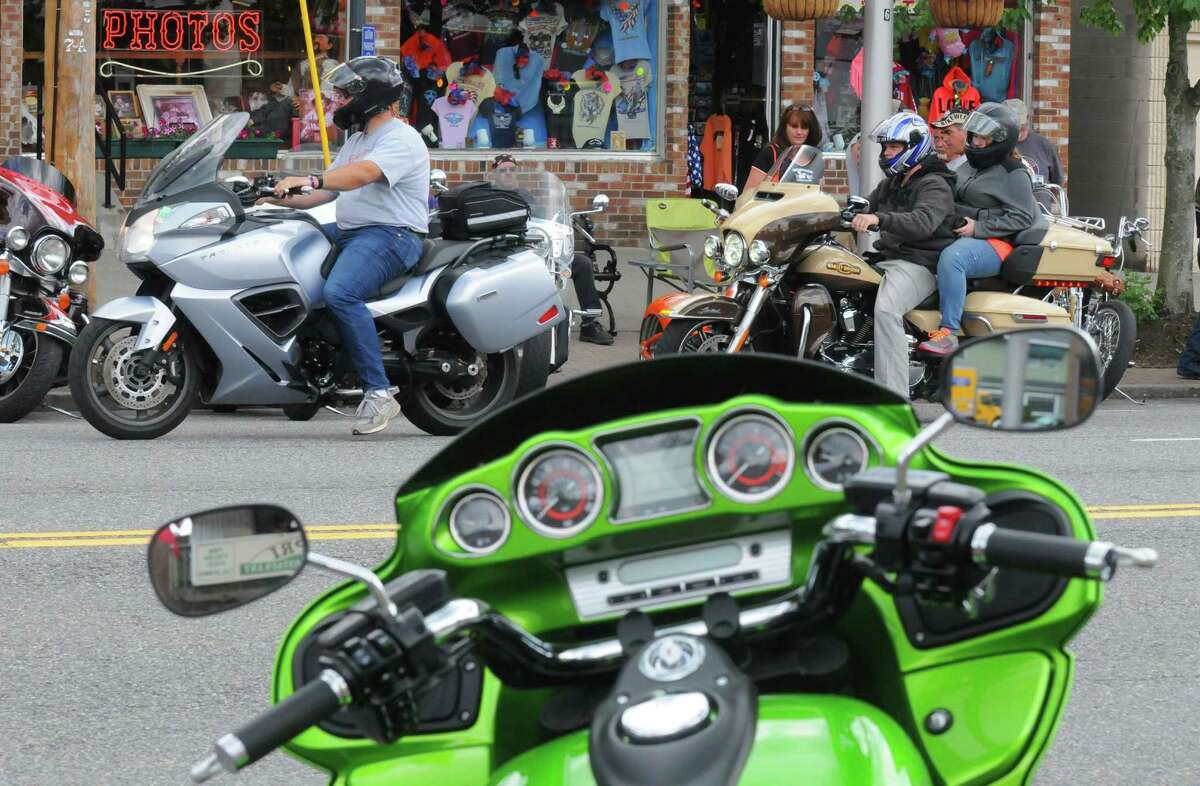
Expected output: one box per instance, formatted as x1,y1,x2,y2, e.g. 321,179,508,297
309,174,320,190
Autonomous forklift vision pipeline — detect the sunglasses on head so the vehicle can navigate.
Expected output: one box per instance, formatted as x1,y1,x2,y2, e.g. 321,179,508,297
784,104,813,113
492,154,517,170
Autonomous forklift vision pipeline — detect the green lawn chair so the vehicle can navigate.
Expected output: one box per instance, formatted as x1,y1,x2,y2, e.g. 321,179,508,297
627,198,722,308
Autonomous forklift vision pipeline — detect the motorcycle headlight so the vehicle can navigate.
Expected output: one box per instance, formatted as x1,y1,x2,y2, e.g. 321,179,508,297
723,232,746,267
748,240,772,265
703,235,722,261
68,261,90,285
119,210,159,264
5,226,29,252
31,235,71,275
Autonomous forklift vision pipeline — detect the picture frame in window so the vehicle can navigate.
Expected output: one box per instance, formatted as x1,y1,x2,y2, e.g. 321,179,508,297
137,85,213,132
107,90,140,120
120,119,145,139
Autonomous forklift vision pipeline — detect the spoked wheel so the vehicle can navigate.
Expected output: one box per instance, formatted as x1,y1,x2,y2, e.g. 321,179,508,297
402,329,519,436
68,318,200,440
0,327,64,423
1087,299,1137,400
654,319,737,356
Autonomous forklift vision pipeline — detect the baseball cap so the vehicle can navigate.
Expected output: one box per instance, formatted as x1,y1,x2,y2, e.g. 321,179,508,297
932,108,970,128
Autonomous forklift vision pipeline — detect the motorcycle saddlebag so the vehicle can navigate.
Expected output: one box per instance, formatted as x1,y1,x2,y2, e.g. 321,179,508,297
439,182,530,240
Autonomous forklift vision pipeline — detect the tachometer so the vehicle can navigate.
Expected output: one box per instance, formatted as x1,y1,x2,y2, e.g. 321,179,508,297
517,448,604,537
707,413,795,503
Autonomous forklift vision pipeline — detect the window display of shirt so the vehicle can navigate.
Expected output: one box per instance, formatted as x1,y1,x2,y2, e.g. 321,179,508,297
543,75,575,148
477,97,525,148
700,113,732,191
557,15,601,72
572,68,621,148
613,59,652,139
444,30,483,62
599,0,653,63
494,45,547,113
432,95,477,149
446,60,497,105
401,31,453,72
519,2,568,65
968,31,1015,103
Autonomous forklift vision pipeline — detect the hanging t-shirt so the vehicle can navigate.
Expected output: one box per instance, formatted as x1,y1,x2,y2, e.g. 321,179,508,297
700,114,733,191
558,16,601,72
599,0,653,64
444,30,483,62
494,45,547,113
401,31,452,73
613,59,652,139
446,60,497,105
687,128,704,191
543,76,575,148
432,96,477,149
968,33,1016,103
520,3,568,65
477,98,525,148
572,68,621,148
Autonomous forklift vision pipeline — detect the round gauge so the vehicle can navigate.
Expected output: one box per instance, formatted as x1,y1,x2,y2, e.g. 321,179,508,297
448,491,511,555
517,449,604,537
707,413,795,503
806,426,870,491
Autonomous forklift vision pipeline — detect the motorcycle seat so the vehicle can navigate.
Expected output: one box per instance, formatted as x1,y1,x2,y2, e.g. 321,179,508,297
912,278,1010,311
368,239,479,300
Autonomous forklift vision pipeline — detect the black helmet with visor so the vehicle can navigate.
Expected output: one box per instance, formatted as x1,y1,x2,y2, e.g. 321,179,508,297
329,57,412,130
963,102,1020,170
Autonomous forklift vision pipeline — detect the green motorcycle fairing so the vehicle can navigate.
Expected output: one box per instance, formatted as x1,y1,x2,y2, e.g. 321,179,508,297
270,355,1101,786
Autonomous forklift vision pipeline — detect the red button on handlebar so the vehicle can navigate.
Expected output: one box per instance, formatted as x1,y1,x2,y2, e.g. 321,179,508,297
931,506,963,544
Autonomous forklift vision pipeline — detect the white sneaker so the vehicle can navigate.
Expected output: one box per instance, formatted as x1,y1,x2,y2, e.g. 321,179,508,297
353,387,402,435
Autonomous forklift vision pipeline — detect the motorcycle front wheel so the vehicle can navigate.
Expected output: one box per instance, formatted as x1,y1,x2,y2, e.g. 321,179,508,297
68,318,200,440
0,327,64,423
1088,299,1137,399
402,330,520,436
654,319,738,355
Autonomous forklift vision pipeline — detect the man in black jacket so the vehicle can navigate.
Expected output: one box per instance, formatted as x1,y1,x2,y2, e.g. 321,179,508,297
850,112,957,397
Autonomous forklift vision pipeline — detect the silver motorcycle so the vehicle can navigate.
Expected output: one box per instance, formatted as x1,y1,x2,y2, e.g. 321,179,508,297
68,113,565,440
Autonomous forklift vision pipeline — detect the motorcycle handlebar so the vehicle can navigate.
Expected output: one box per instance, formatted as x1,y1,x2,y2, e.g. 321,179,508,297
190,669,351,783
970,524,1158,581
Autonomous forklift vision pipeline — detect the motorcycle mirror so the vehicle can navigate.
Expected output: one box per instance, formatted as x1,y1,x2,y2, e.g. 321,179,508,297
148,505,307,617
939,328,1102,433
592,194,610,212
430,169,449,195
223,175,251,189
714,183,739,202
846,196,870,212
1134,217,1151,233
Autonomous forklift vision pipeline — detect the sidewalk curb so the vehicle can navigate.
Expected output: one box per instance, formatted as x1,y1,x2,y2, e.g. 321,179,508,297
1112,384,1200,401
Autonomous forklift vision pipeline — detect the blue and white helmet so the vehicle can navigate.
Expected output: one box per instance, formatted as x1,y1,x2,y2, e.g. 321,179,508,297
871,112,933,177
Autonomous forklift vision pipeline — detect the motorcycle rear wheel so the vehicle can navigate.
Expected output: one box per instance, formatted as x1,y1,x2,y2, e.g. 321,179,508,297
1088,299,1136,399
402,333,520,436
654,319,737,355
68,318,200,440
0,328,64,423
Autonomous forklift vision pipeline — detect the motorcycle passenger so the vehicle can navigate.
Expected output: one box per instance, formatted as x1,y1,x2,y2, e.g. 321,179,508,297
490,154,614,346
931,108,969,171
266,57,430,435
920,102,1046,355
849,112,957,398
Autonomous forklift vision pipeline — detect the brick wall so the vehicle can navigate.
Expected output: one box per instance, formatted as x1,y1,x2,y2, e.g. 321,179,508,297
780,21,817,106
0,0,22,157
1032,2,1071,176
365,1,403,61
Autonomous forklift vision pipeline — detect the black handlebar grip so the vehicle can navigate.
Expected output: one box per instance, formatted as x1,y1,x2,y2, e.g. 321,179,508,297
977,525,1116,580
228,670,348,769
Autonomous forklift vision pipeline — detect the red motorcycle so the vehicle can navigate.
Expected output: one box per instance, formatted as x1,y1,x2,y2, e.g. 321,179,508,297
0,158,104,422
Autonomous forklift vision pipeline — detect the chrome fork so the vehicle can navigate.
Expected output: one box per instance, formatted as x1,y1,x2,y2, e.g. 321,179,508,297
725,279,772,354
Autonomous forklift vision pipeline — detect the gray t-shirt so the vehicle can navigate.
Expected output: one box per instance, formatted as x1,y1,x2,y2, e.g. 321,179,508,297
1016,132,1063,185
332,118,430,233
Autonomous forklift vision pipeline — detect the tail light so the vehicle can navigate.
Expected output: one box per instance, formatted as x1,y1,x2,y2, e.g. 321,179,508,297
1099,256,1116,269
1012,313,1049,323
537,305,559,325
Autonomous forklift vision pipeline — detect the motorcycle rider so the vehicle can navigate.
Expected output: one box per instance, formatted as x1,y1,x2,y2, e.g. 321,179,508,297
491,154,614,346
920,103,1045,355
931,108,969,171
266,57,430,435
849,112,957,397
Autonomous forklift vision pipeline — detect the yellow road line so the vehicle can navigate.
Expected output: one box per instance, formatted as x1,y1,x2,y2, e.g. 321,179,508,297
0,524,395,540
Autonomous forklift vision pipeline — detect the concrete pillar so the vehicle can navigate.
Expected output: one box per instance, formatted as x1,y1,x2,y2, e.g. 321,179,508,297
859,0,895,198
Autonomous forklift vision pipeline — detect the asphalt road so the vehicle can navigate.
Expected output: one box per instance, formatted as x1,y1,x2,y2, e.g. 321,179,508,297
1,374,1197,784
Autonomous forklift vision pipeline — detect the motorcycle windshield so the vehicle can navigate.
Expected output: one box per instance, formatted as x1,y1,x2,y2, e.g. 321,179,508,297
489,168,573,265
399,354,908,495
765,144,825,186
139,112,250,206
0,156,77,206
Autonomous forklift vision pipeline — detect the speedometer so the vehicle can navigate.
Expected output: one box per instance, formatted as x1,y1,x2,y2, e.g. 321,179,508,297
517,448,604,537
707,413,795,503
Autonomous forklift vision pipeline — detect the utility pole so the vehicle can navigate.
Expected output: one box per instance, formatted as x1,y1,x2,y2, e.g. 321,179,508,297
43,0,98,304
860,0,894,199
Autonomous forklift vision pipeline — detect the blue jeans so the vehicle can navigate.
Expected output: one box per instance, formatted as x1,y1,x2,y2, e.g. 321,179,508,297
937,238,1003,331
1180,312,1200,375
322,223,422,392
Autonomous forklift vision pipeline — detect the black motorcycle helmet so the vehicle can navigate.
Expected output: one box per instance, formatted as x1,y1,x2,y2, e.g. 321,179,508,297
963,102,1020,170
328,57,413,131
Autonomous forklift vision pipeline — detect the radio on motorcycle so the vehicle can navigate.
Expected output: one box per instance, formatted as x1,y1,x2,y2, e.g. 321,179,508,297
154,339,1161,786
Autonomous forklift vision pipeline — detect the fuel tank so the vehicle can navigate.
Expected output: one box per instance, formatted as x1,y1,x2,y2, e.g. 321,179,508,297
487,694,930,786
793,244,883,292
724,187,843,264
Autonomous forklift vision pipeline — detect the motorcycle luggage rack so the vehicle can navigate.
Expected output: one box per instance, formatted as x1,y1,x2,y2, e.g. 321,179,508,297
1047,213,1106,233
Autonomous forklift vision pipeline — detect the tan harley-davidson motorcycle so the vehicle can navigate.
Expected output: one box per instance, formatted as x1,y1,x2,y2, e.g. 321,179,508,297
646,145,1147,400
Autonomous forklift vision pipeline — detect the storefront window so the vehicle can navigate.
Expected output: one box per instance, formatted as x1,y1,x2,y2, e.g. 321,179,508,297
814,9,1026,152
399,1,663,153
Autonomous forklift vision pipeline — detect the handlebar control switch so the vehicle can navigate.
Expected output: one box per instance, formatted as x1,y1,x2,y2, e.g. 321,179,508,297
930,506,963,545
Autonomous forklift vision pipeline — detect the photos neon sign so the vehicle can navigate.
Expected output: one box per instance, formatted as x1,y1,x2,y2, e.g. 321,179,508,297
101,10,263,53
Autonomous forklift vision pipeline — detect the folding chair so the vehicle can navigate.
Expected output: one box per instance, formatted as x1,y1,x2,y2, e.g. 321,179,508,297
627,198,723,309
